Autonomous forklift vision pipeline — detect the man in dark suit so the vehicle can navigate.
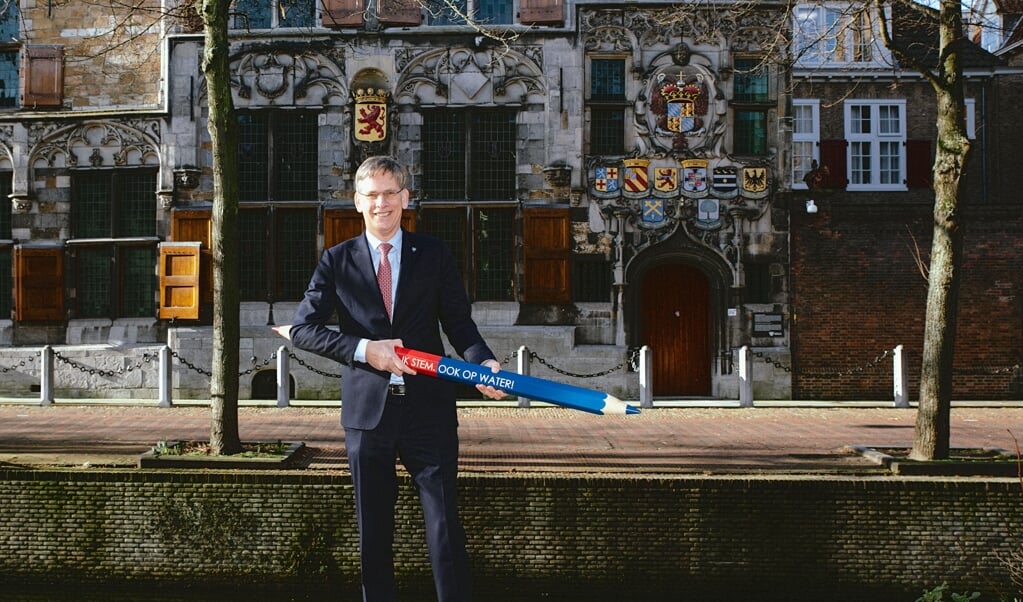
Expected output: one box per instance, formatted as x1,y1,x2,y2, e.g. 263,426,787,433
284,155,503,602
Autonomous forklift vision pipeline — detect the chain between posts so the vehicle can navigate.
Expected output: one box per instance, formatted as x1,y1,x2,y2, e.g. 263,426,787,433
287,351,342,379
511,348,637,379
53,350,156,378
23,347,1023,389
797,348,891,378
169,349,278,378
0,355,36,373
748,349,793,373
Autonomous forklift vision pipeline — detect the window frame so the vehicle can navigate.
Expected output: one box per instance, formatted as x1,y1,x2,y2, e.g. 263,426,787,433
791,99,820,189
231,0,318,30
844,99,907,191
586,56,629,157
793,3,891,68
420,108,518,202
237,109,320,203
424,0,515,25
0,171,11,318
733,109,769,157
68,168,160,320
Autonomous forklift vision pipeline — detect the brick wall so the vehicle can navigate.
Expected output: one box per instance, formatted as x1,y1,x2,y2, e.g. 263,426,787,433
791,200,1023,400
0,469,1020,599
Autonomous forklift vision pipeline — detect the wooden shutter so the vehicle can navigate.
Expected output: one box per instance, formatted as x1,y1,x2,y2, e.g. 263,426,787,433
520,0,564,26
158,243,201,320
14,246,64,322
323,207,416,249
322,0,364,27
20,45,64,109
170,209,213,308
905,139,933,189
818,139,849,189
377,0,421,26
522,207,570,304
324,208,365,250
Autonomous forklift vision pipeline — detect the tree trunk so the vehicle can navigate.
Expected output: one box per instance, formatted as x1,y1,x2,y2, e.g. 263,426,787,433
910,0,970,461
201,0,242,455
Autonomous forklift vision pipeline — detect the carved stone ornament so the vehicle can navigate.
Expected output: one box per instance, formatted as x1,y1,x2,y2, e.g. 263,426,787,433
11,194,33,214
174,167,201,190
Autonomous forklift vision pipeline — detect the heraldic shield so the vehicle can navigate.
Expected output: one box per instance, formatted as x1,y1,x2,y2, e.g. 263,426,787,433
622,158,650,199
353,87,388,142
592,165,621,199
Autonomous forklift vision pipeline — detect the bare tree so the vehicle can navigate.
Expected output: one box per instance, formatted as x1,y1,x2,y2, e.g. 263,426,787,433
875,0,972,460
199,0,242,455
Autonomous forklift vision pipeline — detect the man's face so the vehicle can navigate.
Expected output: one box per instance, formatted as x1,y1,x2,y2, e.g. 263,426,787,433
354,171,409,241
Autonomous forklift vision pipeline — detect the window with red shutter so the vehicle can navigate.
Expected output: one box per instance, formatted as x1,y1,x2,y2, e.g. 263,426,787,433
818,139,849,189
905,139,933,189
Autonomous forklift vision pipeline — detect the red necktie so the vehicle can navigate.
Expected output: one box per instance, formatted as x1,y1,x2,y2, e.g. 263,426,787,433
377,243,393,318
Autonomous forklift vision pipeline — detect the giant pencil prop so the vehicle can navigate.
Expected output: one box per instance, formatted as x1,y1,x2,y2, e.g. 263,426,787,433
396,347,640,416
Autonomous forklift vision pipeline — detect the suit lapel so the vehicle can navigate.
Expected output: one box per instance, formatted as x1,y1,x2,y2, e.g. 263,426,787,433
392,231,418,323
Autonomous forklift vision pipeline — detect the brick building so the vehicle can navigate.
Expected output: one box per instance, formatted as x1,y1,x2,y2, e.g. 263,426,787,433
0,0,1019,401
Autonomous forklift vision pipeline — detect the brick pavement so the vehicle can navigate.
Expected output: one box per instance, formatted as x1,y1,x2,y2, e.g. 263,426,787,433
1,402,1021,473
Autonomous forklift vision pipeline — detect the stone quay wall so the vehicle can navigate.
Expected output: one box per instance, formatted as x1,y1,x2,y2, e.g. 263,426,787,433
0,470,1020,599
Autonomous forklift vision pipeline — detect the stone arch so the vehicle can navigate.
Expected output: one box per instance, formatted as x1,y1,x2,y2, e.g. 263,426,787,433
624,227,733,354
29,119,162,171
394,45,546,106
230,47,349,108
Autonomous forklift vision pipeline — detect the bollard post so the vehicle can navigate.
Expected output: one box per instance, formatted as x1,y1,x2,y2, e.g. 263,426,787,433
738,345,754,407
517,345,531,408
277,345,290,408
892,344,909,408
158,345,173,408
639,345,653,408
39,345,54,406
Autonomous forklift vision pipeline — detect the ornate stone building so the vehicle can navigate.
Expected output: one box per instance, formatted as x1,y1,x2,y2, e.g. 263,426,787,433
0,0,1019,401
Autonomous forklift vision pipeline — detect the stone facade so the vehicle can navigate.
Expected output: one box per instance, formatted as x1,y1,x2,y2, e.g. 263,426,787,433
0,1,1020,402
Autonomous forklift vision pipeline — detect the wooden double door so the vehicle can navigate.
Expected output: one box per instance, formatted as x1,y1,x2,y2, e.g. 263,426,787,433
640,263,712,397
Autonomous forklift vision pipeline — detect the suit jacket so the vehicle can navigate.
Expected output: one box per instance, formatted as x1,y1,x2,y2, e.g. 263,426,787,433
290,229,495,430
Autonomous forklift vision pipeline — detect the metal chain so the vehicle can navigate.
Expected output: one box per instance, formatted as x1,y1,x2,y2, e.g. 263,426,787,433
170,349,281,378
288,351,342,379
239,351,276,377
801,348,891,378
954,364,1021,376
170,350,212,377
750,349,793,373
526,350,630,379
53,350,155,378
0,355,36,374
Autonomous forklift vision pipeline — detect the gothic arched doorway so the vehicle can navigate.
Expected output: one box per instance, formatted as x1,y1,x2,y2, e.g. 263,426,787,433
640,263,712,396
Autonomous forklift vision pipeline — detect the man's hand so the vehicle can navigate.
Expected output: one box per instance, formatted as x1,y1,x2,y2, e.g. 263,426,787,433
476,359,506,400
272,325,292,340
366,339,417,377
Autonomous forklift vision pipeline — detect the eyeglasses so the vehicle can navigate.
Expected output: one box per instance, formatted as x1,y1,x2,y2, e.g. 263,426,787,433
356,189,404,201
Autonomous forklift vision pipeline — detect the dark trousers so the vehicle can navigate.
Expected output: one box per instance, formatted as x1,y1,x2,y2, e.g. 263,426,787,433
345,396,471,602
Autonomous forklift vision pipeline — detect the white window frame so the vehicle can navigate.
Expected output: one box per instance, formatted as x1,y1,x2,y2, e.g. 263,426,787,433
793,3,892,68
965,98,976,140
844,99,907,192
791,99,820,189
